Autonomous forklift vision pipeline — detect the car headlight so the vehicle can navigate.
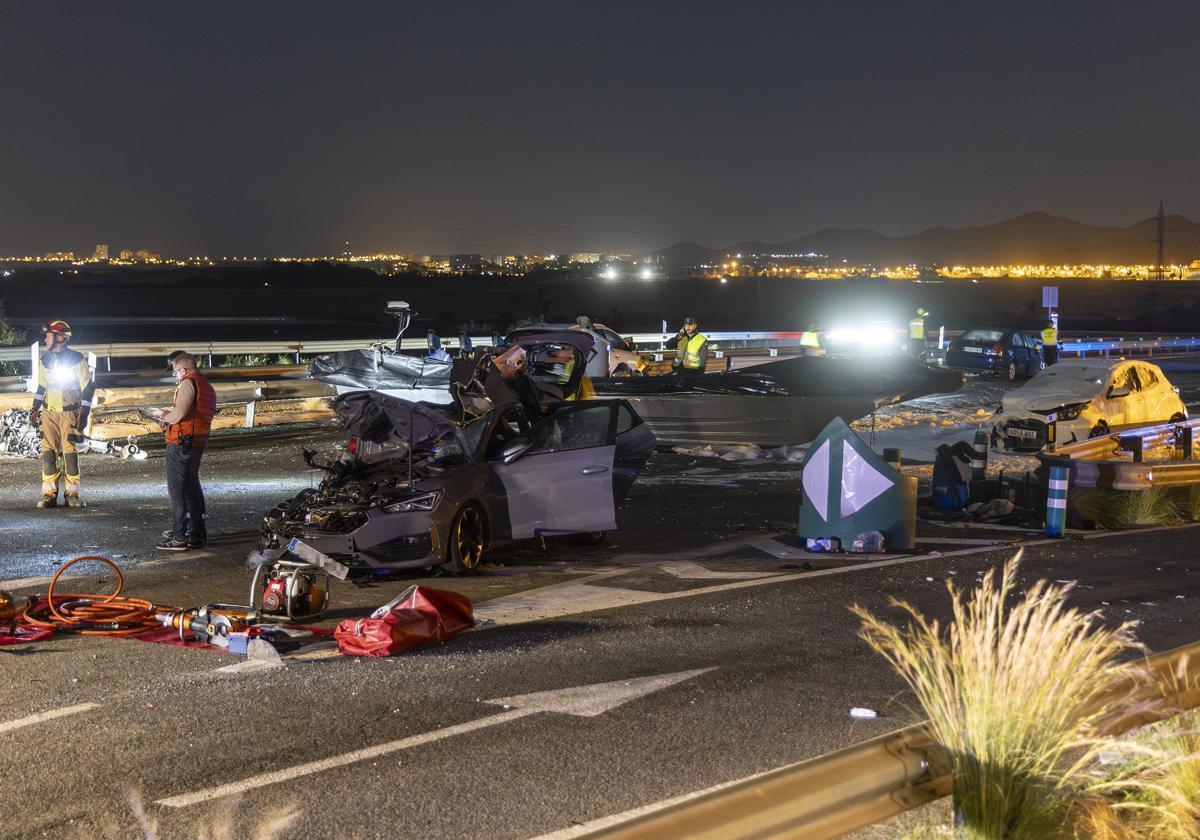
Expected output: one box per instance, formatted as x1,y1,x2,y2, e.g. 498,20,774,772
382,491,442,514
1056,402,1089,421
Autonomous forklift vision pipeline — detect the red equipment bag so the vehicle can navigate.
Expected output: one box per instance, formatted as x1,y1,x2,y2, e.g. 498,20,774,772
334,585,475,657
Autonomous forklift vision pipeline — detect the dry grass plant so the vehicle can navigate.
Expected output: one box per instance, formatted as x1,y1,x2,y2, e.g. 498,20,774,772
853,551,1148,839
1073,485,1190,529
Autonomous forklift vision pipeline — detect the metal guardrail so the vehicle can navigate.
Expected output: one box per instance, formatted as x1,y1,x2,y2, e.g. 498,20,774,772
1042,417,1200,490
586,639,1200,840
4,331,1200,366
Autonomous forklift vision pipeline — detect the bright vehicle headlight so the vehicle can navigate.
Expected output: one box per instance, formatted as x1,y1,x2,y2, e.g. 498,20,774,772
1056,402,1089,421
382,491,442,514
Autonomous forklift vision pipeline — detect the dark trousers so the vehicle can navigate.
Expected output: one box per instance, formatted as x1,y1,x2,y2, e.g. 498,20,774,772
166,443,207,541
1044,345,1058,366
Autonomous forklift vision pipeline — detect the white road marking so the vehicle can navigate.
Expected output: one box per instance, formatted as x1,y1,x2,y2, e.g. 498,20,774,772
658,561,780,580
156,669,711,808
474,525,1200,627
745,538,810,559
527,772,766,840
918,537,1012,546
0,703,100,735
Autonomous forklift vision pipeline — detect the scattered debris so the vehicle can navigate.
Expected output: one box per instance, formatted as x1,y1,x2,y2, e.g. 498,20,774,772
0,409,39,458
849,707,878,719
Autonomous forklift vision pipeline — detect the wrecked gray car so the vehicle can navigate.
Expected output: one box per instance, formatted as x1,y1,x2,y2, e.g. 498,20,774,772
262,332,657,574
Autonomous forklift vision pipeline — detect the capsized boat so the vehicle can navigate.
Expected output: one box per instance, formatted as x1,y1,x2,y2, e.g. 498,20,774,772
588,355,963,447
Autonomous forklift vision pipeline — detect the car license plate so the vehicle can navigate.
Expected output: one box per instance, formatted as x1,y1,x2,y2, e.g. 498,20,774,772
1010,428,1037,439
964,346,982,353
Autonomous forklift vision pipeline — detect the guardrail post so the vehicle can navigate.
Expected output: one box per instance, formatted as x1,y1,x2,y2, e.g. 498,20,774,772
1120,435,1144,463
1045,465,1068,537
1176,425,1193,460
245,401,256,429
883,447,902,472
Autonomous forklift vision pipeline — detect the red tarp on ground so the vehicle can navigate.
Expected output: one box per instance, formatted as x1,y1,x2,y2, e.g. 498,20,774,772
334,586,474,657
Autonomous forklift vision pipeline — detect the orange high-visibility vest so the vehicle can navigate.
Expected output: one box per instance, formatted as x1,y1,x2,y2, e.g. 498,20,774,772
165,371,217,447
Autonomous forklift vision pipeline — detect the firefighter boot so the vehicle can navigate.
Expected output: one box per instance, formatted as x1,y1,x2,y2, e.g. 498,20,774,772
36,494,57,509
65,494,85,508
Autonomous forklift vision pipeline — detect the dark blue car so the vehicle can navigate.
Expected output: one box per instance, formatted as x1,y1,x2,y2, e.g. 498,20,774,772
944,328,1044,381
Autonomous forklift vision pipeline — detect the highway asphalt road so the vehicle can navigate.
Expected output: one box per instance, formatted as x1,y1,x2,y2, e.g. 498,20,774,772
1,382,1199,837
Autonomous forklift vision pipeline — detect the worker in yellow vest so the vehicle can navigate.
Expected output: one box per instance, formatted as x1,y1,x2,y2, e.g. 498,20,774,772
799,324,822,356
672,316,709,374
1041,319,1059,366
907,308,928,357
31,319,95,508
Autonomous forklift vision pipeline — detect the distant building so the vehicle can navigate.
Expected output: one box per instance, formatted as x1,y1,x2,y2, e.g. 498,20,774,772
569,252,602,264
93,244,109,261
135,249,160,261
450,254,482,271
118,249,134,260
43,251,75,261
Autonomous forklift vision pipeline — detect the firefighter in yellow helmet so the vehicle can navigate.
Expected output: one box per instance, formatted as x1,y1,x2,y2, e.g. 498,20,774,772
908,308,928,358
30,319,95,508
672,316,709,374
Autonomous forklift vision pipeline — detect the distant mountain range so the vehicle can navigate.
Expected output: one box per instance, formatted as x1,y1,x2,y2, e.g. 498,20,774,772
656,212,1200,266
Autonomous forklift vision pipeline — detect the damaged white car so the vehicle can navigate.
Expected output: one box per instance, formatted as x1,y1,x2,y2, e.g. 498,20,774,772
261,331,657,575
991,359,1187,452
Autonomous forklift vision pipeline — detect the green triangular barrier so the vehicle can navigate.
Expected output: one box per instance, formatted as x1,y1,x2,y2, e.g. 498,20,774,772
798,417,916,551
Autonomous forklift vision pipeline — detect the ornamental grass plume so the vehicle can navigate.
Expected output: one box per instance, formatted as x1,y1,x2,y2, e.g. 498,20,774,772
853,552,1146,839
1084,659,1200,839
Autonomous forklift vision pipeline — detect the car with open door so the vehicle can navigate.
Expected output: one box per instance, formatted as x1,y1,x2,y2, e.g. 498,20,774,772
259,331,656,574
990,359,1187,452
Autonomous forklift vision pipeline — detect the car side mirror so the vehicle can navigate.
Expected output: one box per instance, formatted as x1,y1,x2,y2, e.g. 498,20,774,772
499,438,532,464
1107,385,1131,399
624,337,637,351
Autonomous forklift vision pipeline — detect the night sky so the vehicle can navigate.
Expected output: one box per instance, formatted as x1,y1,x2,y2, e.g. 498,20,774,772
3,1,1199,256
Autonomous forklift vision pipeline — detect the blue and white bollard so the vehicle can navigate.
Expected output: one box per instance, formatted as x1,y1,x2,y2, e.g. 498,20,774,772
1045,465,1068,538
971,428,988,483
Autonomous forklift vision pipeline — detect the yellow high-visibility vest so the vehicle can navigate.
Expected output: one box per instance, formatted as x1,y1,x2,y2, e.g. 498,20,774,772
1041,327,1058,346
37,349,90,412
908,317,926,340
679,333,708,369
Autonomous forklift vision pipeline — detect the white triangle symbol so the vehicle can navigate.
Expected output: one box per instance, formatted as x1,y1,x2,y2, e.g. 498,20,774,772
802,440,830,521
840,439,892,516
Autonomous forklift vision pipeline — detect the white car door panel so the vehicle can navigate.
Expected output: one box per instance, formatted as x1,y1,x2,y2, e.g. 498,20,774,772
491,402,619,538
494,445,617,538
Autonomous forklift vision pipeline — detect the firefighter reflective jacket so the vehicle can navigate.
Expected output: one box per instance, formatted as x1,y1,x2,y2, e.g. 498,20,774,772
908,317,926,340
165,371,217,448
32,348,94,418
676,332,709,371
1041,327,1058,347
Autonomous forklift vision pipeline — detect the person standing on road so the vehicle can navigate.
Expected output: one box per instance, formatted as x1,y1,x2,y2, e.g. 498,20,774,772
150,351,216,551
1041,319,1059,366
672,316,709,374
31,319,94,509
907,308,928,358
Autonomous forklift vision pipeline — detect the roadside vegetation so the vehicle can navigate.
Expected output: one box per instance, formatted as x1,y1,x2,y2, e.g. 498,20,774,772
0,301,25,376
1074,486,1200,530
853,553,1200,838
